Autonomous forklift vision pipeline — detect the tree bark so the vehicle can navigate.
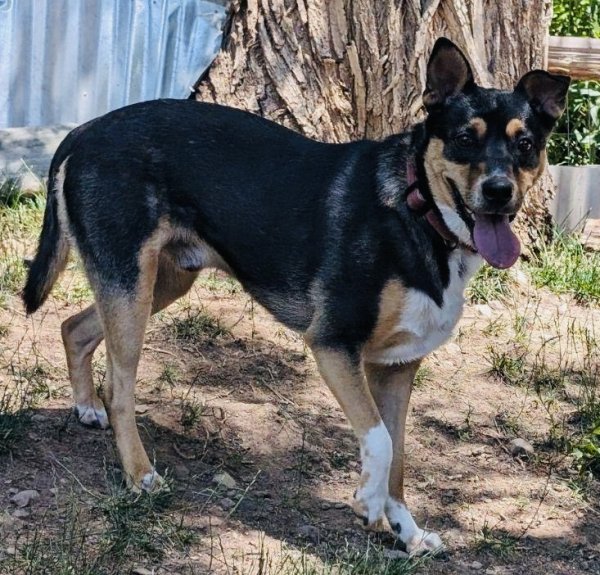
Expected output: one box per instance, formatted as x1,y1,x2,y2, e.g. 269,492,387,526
192,0,556,245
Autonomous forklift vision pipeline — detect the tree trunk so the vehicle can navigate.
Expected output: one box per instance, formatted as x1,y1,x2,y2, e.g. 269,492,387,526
192,0,556,246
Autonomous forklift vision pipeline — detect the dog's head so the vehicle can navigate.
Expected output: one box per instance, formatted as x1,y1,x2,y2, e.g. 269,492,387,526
422,38,570,269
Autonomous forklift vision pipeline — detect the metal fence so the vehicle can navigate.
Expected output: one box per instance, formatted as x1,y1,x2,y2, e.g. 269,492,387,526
0,0,225,128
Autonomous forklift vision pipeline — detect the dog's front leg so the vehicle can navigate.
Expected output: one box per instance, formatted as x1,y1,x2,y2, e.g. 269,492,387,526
311,347,392,526
364,361,444,555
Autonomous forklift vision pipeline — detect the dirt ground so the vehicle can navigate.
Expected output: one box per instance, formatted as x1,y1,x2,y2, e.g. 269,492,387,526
0,264,598,575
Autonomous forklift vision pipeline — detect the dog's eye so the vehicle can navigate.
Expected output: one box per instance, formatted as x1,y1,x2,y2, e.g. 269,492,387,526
518,138,533,153
454,133,476,148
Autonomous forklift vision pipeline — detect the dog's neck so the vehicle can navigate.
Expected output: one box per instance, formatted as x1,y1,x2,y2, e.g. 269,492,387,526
403,154,477,254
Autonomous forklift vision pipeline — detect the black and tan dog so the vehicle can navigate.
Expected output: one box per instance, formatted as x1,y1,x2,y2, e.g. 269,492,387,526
23,39,568,554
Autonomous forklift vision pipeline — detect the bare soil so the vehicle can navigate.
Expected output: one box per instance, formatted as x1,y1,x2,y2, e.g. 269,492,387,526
0,267,598,574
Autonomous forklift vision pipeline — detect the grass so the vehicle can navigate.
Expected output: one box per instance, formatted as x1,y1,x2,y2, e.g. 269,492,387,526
168,306,231,342
0,384,32,455
1,480,196,575
224,539,426,575
527,230,600,304
467,265,513,304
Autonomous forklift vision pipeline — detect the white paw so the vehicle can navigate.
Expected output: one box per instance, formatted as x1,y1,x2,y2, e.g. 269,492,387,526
140,470,166,493
406,529,444,557
353,487,387,526
75,403,109,429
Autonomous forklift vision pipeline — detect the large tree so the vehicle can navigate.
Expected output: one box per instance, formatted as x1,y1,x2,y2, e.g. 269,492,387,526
192,0,556,244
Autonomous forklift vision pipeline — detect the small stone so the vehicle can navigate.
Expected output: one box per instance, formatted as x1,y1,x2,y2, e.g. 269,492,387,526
253,490,271,498
383,549,410,560
471,561,484,570
321,501,331,510
298,524,319,542
131,568,153,575
227,489,236,497
12,509,30,519
135,404,150,414
174,464,190,479
10,490,39,508
5,546,16,556
31,414,47,423
509,438,535,457
334,502,345,509
219,497,235,510
49,488,59,496
475,304,493,318
7,488,18,495
212,472,237,490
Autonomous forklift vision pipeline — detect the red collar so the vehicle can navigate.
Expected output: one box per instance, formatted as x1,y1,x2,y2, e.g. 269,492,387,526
405,159,477,253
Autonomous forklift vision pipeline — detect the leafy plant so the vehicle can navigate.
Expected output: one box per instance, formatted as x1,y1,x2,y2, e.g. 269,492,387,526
548,0,600,165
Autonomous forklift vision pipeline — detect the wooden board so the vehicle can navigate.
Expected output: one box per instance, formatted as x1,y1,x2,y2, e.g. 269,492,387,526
548,36,600,80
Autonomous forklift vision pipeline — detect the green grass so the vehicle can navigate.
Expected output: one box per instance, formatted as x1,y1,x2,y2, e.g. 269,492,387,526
2,482,195,575
168,307,230,341
227,539,426,575
526,231,600,304
467,265,512,304
0,385,32,455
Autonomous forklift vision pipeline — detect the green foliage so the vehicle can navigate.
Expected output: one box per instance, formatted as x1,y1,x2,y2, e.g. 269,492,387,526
548,0,600,165
550,0,600,38
467,265,512,304
526,229,600,304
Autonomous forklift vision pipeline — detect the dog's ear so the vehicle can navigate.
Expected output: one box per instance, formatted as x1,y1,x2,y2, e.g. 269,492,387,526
423,38,474,108
515,70,571,122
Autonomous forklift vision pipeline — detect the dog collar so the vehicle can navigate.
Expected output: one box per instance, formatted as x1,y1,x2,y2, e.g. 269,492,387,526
405,159,477,253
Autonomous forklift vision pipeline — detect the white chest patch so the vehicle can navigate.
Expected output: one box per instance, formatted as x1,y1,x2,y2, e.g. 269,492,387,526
369,251,482,364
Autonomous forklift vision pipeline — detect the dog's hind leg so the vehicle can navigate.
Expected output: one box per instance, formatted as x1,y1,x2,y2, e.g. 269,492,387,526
62,254,198,431
364,361,444,556
310,347,392,527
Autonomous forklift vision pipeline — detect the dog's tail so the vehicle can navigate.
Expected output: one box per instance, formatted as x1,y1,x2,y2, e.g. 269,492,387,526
22,160,70,314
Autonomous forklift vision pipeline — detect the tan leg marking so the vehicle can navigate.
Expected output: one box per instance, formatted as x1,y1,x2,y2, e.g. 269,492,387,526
62,254,199,431
364,360,444,555
310,347,391,526
363,279,411,359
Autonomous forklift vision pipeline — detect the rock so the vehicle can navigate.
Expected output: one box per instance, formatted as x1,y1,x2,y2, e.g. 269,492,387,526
212,472,236,490
383,549,410,560
298,524,319,542
31,414,47,423
135,404,150,415
474,304,493,318
174,464,190,479
471,561,484,570
226,489,236,497
10,490,39,508
334,502,345,509
12,509,29,519
132,568,153,575
509,438,535,457
219,497,235,510
7,488,18,495
321,501,331,510
5,546,16,556
49,488,59,496
253,490,271,498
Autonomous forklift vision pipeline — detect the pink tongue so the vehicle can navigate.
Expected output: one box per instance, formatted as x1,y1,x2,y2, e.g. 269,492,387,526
473,215,520,269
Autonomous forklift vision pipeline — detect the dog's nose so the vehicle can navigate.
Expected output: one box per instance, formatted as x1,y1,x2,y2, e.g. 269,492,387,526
481,177,513,205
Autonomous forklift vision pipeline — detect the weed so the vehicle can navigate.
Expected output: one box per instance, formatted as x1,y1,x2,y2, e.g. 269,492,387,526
475,520,519,558
0,385,31,454
180,396,205,429
487,347,527,385
527,230,600,304
157,363,180,388
199,270,241,295
467,265,512,304
227,537,425,575
169,307,230,342
98,481,194,557
413,364,432,388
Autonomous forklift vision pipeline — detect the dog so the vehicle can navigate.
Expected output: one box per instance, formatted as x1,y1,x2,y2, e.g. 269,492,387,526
23,38,569,555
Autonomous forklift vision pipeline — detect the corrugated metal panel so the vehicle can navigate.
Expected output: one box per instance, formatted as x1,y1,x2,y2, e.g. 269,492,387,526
0,0,225,128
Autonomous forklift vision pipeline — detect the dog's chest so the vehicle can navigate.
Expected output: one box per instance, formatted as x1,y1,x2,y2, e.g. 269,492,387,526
365,251,481,364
